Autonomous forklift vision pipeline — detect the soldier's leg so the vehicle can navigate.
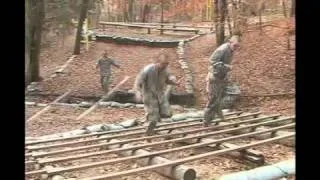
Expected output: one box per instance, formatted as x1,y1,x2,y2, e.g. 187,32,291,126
216,86,226,122
159,94,173,119
204,99,216,127
143,93,160,136
100,76,105,91
102,75,110,93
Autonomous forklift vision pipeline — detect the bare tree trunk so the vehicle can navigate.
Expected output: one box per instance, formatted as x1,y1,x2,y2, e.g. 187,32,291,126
73,0,89,55
161,0,164,23
29,0,45,82
95,1,102,27
128,0,134,22
282,0,287,18
226,4,232,36
290,0,295,17
213,0,219,39
216,0,227,46
160,0,164,34
258,10,262,32
142,4,149,22
107,0,110,21
25,0,31,87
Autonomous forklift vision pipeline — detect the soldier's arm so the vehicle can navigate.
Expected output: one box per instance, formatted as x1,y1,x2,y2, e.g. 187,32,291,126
209,49,224,63
110,59,121,69
96,58,101,69
166,74,178,85
135,70,147,90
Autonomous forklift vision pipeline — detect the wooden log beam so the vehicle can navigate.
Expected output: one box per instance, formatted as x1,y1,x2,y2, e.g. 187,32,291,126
30,117,292,158
26,89,73,122
29,124,294,179
27,112,257,151
218,118,295,147
26,90,196,106
37,120,291,165
76,76,130,121
25,111,245,145
66,133,295,180
160,117,293,164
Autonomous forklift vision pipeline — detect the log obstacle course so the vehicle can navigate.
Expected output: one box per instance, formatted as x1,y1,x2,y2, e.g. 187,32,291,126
25,111,295,180
99,21,209,34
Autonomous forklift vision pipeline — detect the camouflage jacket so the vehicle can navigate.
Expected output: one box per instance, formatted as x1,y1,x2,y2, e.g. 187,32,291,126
135,63,176,95
96,57,119,76
208,43,234,72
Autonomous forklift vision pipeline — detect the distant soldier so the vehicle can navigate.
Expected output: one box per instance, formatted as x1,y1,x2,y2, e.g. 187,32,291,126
96,50,120,93
204,35,240,126
134,53,179,136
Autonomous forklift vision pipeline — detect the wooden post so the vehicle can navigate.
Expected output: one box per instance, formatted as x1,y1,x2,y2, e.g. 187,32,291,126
147,28,151,34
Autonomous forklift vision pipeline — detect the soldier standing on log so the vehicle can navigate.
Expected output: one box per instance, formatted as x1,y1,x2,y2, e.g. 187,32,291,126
204,36,240,126
96,50,121,93
134,52,179,136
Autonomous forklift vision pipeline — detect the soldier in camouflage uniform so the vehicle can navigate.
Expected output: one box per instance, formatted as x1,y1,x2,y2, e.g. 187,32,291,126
204,35,240,126
134,53,179,136
204,62,231,126
96,50,120,93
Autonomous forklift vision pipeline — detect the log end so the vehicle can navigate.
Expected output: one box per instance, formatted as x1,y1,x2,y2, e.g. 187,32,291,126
183,168,197,180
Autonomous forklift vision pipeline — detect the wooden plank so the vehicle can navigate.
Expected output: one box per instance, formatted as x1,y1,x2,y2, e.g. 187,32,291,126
25,111,245,145
38,122,293,165
75,76,130,121
27,89,73,122
64,133,295,180
31,117,293,158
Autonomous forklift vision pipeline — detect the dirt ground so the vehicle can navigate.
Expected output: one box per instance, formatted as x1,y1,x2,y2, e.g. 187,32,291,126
26,17,295,179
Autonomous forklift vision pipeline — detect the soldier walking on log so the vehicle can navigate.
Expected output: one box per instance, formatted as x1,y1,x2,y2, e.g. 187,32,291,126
96,50,121,93
204,35,240,126
134,52,179,136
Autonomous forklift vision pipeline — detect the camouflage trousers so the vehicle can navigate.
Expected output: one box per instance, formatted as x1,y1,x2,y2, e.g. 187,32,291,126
203,79,226,126
100,75,111,93
143,91,172,136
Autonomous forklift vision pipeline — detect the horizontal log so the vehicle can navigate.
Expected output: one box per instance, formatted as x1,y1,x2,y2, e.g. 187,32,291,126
27,112,256,151
218,159,295,180
26,90,196,106
41,124,293,179
36,115,280,164
218,118,295,146
38,119,294,164
25,111,245,145
31,117,292,158
66,133,295,180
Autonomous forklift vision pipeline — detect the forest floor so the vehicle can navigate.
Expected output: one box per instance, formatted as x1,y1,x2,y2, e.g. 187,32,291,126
26,16,295,180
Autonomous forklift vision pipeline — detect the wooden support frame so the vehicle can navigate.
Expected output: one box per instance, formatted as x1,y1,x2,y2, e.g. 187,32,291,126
29,116,292,158
26,112,257,150
26,125,294,178
36,118,292,165
25,111,245,146
73,133,294,180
